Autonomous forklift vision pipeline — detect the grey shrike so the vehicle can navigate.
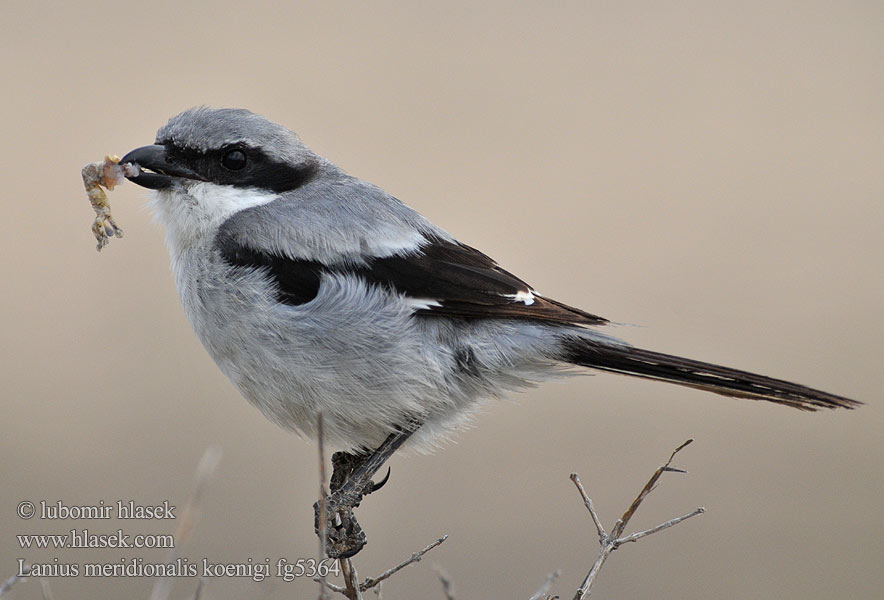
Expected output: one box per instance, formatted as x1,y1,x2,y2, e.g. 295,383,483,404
118,107,859,556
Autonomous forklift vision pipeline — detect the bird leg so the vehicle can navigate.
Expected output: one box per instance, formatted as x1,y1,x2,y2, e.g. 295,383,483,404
328,451,390,495
315,425,416,558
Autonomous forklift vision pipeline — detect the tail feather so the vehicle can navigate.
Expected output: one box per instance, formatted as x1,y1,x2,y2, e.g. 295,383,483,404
563,339,861,411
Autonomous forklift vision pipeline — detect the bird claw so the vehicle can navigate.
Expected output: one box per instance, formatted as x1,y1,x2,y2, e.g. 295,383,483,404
313,461,390,558
314,495,367,559
365,466,391,495
314,428,416,558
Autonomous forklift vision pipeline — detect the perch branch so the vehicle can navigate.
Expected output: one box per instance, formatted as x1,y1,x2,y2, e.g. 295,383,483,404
191,578,205,600
149,446,221,600
323,581,346,594
434,566,456,600
528,569,561,600
340,559,363,600
0,565,30,598
570,439,705,600
39,576,56,600
318,411,331,600
315,535,448,597
360,535,448,591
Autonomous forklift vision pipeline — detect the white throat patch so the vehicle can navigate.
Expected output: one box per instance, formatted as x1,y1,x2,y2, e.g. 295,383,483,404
150,182,279,248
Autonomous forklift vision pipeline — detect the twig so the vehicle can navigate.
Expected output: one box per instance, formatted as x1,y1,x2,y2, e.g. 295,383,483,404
340,558,363,600
570,439,705,600
528,570,561,600
611,438,695,539
318,411,331,600
0,565,30,598
39,577,55,600
192,577,205,600
570,474,605,544
315,535,448,597
434,566,455,600
323,581,346,594
360,535,448,591
616,508,707,545
149,446,222,600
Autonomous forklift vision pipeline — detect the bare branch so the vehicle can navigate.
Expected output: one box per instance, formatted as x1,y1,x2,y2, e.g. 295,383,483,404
323,581,346,594
570,473,606,542
318,411,331,600
570,439,705,600
191,577,206,600
434,566,456,600
361,535,448,591
315,535,448,597
340,559,363,600
150,446,222,600
573,544,612,600
612,438,693,539
529,570,561,600
39,577,56,600
0,565,30,598
615,507,706,546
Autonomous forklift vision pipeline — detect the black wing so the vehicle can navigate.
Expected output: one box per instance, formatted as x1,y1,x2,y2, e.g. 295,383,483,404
216,232,607,326
359,236,607,325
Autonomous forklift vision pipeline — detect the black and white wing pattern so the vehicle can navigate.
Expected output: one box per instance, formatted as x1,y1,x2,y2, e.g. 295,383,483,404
356,236,608,325
216,231,608,326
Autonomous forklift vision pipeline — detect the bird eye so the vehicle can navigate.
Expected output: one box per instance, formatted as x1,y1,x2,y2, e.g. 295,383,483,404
222,149,247,171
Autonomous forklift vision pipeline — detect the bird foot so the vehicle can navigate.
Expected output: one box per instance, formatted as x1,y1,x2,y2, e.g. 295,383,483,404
314,494,367,559
314,427,416,558
314,452,390,558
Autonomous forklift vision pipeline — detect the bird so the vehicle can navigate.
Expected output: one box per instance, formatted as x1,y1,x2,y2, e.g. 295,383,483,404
118,106,860,556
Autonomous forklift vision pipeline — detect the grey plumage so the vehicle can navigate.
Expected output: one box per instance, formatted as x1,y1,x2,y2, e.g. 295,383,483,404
120,107,860,453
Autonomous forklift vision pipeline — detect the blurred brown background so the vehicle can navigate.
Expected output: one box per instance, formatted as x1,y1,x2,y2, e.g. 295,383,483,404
1,1,882,598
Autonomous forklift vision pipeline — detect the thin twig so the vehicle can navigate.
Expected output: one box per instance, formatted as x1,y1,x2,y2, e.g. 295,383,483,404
360,535,448,591
149,446,222,600
191,577,205,600
434,566,455,600
529,569,561,600
318,411,331,600
570,473,606,543
612,438,694,539
570,439,705,600
616,507,706,545
39,577,55,600
573,540,612,600
315,535,448,596
340,559,363,600
0,565,30,598
323,581,346,594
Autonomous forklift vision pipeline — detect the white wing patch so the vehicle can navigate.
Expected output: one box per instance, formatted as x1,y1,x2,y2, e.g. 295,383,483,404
504,290,536,305
366,229,426,258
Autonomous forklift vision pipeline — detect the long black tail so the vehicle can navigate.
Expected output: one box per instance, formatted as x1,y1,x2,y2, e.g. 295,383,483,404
563,339,861,411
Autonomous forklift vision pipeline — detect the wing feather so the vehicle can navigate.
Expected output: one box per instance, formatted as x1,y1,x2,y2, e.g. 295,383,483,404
216,231,607,326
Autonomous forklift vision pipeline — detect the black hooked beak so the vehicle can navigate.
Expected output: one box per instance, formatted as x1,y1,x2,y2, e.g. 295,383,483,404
119,145,202,190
